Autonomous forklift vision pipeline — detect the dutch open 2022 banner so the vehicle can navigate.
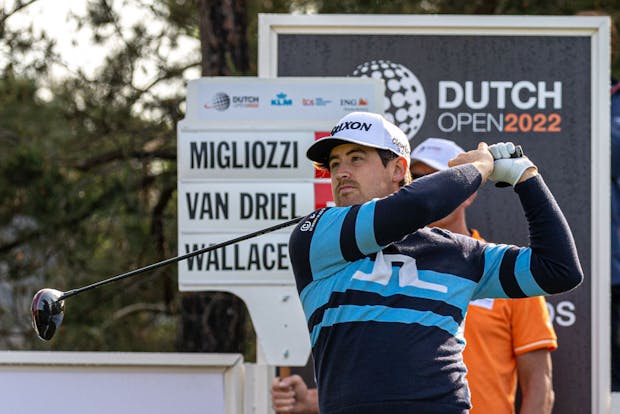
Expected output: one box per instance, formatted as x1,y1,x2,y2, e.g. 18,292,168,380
272,32,592,413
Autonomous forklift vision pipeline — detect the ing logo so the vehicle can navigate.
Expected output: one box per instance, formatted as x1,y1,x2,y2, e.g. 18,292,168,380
352,60,426,140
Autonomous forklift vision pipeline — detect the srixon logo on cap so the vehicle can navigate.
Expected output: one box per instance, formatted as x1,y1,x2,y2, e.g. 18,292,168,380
331,121,372,135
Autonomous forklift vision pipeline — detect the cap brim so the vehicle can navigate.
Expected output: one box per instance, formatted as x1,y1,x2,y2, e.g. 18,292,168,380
410,156,449,171
306,137,350,165
307,136,406,165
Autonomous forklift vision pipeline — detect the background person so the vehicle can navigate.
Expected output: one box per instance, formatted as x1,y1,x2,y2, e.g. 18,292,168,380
272,374,318,414
411,138,557,414
283,111,582,414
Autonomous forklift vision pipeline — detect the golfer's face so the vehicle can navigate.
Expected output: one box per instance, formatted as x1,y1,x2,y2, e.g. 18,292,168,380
328,144,396,207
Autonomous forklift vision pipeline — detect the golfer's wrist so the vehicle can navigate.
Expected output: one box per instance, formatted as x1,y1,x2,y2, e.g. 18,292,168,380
516,166,538,184
472,160,493,182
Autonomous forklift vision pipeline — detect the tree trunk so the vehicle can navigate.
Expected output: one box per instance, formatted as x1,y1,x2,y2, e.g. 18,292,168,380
179,291,249,353
198,0,249,76
179,0,251,354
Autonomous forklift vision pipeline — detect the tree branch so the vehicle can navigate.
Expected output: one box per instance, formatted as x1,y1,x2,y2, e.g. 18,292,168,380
1,0,39,27
72,147,177,171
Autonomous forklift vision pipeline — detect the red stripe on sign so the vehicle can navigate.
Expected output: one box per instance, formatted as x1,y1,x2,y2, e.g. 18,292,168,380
314,182,335,210
314,131,331,179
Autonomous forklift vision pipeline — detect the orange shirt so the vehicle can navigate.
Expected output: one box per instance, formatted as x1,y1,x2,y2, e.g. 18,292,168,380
463,230,557,414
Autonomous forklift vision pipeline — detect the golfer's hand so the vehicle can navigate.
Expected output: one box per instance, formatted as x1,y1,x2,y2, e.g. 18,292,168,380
271,375,318,414
448,142,495,183
488,142,538,186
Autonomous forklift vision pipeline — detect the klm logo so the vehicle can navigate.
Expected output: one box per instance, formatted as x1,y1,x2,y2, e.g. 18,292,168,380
271,93,293,106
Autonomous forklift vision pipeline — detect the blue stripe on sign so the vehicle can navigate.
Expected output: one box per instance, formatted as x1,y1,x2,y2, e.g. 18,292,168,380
474,243,511,299
356,201,382,255
308,304,461,347
514,248,548,296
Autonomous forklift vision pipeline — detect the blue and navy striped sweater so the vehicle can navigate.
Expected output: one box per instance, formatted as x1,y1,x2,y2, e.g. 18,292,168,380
288,164,583,414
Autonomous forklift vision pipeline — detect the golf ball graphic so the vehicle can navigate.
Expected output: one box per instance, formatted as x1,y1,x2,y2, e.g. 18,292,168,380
210,92,231,111
352,60,426,140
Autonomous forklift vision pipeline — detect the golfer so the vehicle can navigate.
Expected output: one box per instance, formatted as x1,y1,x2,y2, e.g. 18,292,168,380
287,111,583,414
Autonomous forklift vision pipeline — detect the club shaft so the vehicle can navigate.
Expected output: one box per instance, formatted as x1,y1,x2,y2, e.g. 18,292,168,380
55,146,523,301
513,145,523,158
58,216,303,301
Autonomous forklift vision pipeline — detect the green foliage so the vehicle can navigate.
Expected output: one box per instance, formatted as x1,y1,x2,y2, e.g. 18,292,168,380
0,69,179,350
1,0,182,350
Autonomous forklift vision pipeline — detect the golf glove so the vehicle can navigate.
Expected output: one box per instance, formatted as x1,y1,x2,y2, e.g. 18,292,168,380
488,142,534,187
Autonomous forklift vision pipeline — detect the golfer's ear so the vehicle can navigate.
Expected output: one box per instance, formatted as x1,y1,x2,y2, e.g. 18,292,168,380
392,157,407,183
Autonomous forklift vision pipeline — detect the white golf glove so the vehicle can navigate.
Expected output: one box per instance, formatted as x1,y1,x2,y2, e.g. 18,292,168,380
488,142,535,187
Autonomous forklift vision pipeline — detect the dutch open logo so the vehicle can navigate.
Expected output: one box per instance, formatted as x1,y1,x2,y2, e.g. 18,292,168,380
204,92,231,111
352,60,427,140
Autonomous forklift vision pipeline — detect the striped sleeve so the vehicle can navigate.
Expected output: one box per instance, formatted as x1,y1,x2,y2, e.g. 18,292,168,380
473,175,583,299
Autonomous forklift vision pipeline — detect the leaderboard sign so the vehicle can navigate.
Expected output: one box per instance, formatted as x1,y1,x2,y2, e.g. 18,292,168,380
177,77,384,287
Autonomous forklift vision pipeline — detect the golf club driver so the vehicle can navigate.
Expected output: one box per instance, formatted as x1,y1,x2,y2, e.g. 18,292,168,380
31,215,303,341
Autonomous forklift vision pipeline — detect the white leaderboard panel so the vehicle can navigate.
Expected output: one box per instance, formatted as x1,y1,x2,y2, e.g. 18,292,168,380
179,232,292,284
178,130,316,180
178,77,384,288
178,181,315,232
184,77,384,123
176,77,384,365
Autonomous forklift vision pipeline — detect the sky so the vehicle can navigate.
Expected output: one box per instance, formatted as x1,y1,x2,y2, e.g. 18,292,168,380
6,1,104,77
5,0,200,101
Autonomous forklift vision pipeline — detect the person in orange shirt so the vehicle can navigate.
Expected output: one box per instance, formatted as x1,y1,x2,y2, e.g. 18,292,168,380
272,137,557,414
408,137,557,414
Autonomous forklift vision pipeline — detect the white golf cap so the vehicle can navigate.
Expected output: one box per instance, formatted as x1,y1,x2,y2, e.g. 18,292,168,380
410,137,464,171
306,112,411,167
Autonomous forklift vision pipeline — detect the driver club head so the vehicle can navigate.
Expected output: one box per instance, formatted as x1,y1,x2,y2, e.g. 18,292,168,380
31,288,65,341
